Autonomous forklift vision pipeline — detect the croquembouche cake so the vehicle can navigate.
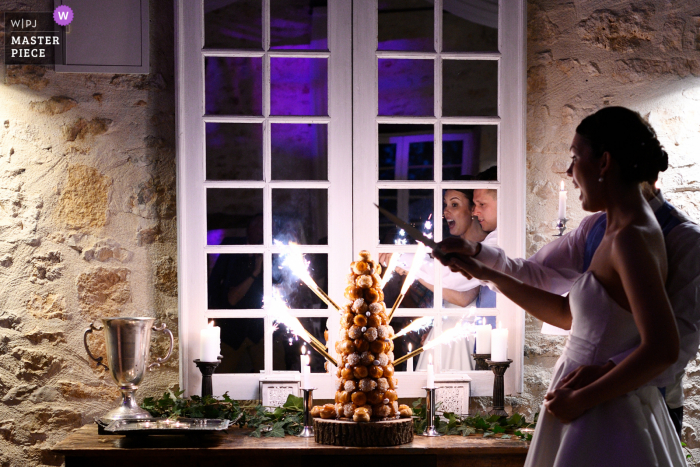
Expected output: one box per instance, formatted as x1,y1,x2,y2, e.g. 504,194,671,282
311,250,412,422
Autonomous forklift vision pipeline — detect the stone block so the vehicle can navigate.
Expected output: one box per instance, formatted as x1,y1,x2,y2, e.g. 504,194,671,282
11,348,62,381
578,5,654,52
61,117,112,142
4,65,49,90
23,328,65,345
76,267,131,319
1,384,38,404
28,96,77,115
58,381,120,401
154,255,177,297
55,165,112,231
26,293,66,321
29,251,63,284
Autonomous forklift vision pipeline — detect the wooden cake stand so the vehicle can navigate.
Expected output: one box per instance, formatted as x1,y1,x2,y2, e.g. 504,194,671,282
314,418,414,447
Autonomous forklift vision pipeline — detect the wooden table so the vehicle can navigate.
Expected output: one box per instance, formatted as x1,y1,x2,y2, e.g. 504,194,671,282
53,424,529,467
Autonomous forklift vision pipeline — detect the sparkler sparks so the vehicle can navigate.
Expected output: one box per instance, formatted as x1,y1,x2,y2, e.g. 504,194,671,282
393,320,474,366
275,241,341,311
392,316,434,339
379,252,399,289
387,242,427,323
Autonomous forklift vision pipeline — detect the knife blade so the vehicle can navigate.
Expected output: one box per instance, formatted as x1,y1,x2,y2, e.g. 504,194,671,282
374,203,448,260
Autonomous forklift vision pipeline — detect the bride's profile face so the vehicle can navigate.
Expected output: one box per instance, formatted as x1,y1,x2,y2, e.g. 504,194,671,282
567,133,603,212
443,190,475,239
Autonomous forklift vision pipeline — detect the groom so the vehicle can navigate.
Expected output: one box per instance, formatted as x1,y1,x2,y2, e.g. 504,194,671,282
438,182,700,437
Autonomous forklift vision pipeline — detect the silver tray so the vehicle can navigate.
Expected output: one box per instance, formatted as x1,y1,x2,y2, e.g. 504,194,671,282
103,418,230,435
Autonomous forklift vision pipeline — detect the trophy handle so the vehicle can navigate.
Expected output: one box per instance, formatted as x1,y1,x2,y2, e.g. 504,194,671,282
148,323,174,370
83,322,109,371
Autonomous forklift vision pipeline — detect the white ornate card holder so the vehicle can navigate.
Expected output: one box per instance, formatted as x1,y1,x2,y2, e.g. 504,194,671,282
259,374,301,408
435,374,472,417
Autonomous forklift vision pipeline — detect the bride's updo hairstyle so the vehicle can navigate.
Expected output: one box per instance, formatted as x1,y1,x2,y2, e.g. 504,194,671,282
575,106,668,184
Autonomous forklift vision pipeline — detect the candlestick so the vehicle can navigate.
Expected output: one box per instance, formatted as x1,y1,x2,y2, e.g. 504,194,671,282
473,353,491,371
426,353,435,388
487,359,512,416
422,387,442,437
554,217,568,237
199,322,221,362
194,358,221,397
475,324,492,354
406,343,414,372
558,180,567,220
298,388,316,438
491,326,508,362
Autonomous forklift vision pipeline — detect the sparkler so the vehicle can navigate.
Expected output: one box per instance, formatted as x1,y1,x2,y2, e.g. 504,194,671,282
391,316,434,340
265,291,337,367
393,320,473,366
387,242,427,323
277,241,342,312
379,252,400,289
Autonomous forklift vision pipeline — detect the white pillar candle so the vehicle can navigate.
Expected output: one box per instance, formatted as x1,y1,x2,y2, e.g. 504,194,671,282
426,353,435,388
475,324,492,354
199,321,221,362
300,347,311,389
491,326,509,362
406,343,413,373
558,180,567,220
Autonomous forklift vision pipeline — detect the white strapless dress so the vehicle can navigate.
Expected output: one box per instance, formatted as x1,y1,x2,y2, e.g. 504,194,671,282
525,271,684,467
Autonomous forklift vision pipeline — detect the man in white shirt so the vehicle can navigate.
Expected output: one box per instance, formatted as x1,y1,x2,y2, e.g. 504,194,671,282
439,187,700,436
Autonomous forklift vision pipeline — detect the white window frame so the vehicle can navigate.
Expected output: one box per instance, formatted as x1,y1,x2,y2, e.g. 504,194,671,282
176,0,525,400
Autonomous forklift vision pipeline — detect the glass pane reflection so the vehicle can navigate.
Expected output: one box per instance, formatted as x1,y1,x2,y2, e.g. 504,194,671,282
390,317,433,372
378,189,433,244
378,0,434,52
378,59,434,116
272,189,328,245
271,123,328,180
378,124,434,181
270,57,328,116
207,189,263,245
206,123,263,181
270,0,328,50
205,57,262,115
442,60,497,117
213,318,265,374
273,318,328,371
442,125,497,181
273,253,328,309
204,0,262,50
208,254,263,310
442,2,498,52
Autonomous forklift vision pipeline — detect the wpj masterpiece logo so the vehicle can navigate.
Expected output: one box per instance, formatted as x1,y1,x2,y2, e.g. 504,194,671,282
4,6,73,65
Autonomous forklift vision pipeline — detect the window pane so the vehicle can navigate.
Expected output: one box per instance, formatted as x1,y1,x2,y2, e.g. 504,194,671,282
208,254,263,310
205,57,262,115
270,0,328,50
378,189,433,244
204,0,262,50
272,189,328,245
378,59,434,116
378,124,434,181
207,189,263,245
389,316,433,371
270,58,328,116
378,0,434,52
442,60,497,117
442,125,497,181
213,318,265,374
273,253,328,310
442,2,498,52
271,124,328,180
273,317,328,371
206,123,263,181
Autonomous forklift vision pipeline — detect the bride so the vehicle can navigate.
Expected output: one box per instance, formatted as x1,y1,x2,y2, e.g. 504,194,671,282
438,107,684,466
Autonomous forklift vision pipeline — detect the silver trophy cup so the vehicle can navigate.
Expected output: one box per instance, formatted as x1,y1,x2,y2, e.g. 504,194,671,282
84,317,174,421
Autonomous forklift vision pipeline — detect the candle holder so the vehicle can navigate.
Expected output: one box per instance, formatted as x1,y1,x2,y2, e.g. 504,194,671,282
487,359,512,417
473,353,491,371
194,357,221,398
298,388,316,438
422,387,442,437
554,218,568,237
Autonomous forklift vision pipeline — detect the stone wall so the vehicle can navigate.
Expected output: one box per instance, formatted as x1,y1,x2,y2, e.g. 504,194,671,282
0,1,699,466
0,1,178,466
514,0,700,460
